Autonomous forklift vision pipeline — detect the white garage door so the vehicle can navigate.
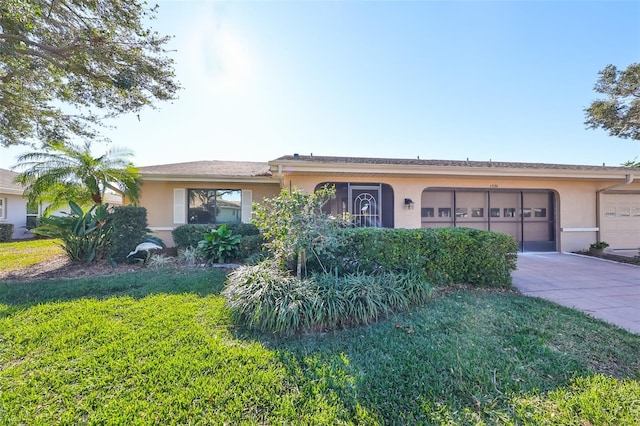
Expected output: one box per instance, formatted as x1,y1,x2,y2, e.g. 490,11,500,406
600,193,640,249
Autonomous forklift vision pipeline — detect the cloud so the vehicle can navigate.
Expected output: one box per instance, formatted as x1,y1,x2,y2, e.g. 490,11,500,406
181,5,255,95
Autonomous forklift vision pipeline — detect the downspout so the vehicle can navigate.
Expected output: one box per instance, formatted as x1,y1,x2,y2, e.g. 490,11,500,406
277,164,284,189
595,174,634,241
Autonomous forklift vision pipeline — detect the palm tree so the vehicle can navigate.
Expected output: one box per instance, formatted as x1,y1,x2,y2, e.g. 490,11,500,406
13,141,140,214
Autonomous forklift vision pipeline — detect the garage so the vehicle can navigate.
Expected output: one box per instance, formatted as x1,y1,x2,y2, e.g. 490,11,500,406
600,192,640,249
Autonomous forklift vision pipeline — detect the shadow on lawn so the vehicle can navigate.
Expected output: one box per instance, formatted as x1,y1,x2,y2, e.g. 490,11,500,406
237,290,640,423
0,267,227,308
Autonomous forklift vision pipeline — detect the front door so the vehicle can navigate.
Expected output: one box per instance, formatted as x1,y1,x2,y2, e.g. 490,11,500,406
350,185,382,227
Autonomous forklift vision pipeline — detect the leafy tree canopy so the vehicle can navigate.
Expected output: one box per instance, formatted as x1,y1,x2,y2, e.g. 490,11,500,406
585,63,640,140
0,0,179,147
13,141,140,215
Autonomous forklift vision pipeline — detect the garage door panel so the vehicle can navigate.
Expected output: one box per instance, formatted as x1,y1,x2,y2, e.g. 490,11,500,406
601,194,640,249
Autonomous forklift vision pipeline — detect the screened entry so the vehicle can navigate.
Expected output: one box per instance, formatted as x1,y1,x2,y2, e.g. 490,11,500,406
421,189,556,251
315,182,394,228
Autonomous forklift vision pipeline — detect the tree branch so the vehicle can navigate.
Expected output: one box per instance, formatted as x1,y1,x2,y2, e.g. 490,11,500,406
0,34,84,57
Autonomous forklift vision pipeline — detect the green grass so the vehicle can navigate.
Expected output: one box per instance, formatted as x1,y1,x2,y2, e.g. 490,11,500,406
0,239,63,270
1,270,639,424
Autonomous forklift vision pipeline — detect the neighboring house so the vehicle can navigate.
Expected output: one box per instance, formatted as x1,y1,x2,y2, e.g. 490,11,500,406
0,167,123,240
138,155,640,252
0,168,38,239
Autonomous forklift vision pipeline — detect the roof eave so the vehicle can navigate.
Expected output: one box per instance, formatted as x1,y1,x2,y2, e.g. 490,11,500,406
269,161,638,180
140,173,280,184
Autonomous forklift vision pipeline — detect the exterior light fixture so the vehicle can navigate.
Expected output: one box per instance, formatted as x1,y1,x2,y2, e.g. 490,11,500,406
404,198,415,210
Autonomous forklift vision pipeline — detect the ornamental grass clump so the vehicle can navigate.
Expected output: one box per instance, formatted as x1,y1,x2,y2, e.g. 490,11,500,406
223,262,432,335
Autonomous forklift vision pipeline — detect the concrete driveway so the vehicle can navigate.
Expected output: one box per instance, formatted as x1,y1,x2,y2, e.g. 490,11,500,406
512,253,640,334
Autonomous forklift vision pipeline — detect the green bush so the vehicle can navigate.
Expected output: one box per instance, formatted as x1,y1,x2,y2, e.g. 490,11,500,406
0,223,13,242
108,206,149,263
318,227,518,287
223,261,433,335
226,222,260,236
172,224,209,249
236,234,264,262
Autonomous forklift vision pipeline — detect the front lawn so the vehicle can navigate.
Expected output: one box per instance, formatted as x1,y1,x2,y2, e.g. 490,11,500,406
0,238,63,270
1,269,639,424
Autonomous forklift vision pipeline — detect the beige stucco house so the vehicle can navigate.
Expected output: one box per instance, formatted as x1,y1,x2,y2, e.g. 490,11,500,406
138,155,640,252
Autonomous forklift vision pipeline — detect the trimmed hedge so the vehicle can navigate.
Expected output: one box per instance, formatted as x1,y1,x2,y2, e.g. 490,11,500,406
172,224,209,249
172,223,260,249
108,206,148,263
318,227,518,288
172,223,263,262
0,223,14,242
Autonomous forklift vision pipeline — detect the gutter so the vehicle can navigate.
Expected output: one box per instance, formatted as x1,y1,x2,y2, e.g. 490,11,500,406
595,174,635,241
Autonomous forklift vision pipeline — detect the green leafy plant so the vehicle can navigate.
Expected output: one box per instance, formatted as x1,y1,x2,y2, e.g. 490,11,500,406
590,241,610,249
33,201,111,264
197,224,241,264
252,186,347,278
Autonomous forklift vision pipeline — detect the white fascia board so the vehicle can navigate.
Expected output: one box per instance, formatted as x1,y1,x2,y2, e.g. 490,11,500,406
272,162,637,181
139,174,280,184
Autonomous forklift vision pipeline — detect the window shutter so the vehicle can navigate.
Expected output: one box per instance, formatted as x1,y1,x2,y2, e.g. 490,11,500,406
241,190,252,223
173,189,186,224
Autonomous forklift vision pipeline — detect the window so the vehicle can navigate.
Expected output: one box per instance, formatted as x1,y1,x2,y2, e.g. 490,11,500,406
26,201,39,229
187,189,241,225
421,207,434,217
0,198,5,219
438,208,451,218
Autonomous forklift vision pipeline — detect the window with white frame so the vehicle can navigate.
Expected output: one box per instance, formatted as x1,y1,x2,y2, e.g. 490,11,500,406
187,189,242,225
0,198,5,219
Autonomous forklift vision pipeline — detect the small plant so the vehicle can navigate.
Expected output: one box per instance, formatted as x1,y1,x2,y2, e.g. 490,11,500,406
590,241,609,249
178,246,202,266
147,254,174,268
197,224,241,264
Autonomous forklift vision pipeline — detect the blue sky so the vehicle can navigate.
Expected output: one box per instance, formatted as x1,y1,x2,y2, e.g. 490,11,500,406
2,0,640,169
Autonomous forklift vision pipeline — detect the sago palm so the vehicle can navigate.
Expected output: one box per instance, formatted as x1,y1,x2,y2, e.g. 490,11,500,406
13,141,140,214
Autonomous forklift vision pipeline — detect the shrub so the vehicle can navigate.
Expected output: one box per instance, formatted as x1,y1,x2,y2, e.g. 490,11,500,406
0,223,13,242
236,234,264,262
108,206,148,263
172,224,209,249
197,224,241,264
226,222,260,236
223,261,433,335
33,201,111,264
253,186,347,278
324,227,517,287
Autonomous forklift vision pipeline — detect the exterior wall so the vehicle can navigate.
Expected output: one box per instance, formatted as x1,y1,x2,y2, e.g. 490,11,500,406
0,193,29,239
139,180,281,247
281,172,617,253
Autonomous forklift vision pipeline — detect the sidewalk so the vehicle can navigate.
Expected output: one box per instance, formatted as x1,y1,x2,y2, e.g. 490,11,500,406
512,252,640,334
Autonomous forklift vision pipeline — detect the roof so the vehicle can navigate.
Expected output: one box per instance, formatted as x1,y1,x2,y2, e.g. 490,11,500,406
0,168,23,195
138,161,275,182
272,155,632,173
